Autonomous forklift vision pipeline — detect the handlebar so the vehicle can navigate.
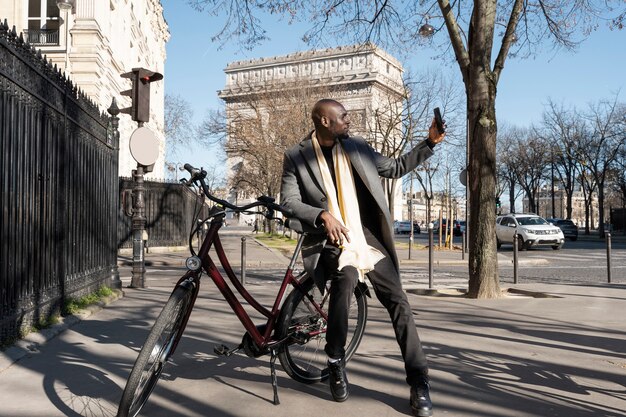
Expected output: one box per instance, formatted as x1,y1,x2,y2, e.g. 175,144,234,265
180,163,294,218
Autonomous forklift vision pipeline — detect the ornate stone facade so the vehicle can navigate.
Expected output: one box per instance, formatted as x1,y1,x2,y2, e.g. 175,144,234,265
220,44,404,137
219,44,407,221
0,0,169,178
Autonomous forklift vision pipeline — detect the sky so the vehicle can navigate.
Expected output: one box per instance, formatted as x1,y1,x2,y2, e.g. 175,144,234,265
160,1,625,176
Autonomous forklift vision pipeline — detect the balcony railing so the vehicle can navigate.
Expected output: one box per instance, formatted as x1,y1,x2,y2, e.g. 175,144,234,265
23,29,60,46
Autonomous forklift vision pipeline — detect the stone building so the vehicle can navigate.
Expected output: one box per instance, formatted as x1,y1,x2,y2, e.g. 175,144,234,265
0,0,169,178
525,188,599,229
218,44,407,223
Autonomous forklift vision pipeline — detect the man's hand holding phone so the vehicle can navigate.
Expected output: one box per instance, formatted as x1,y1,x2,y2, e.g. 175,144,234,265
428,107,446,146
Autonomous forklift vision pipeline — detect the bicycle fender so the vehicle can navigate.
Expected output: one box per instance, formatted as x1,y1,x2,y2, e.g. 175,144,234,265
179,277,197,291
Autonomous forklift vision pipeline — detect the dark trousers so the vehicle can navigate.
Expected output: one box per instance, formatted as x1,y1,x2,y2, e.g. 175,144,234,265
321,227,429,385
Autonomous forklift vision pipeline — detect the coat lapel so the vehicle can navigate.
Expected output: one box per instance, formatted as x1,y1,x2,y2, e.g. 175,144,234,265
299,134,326,196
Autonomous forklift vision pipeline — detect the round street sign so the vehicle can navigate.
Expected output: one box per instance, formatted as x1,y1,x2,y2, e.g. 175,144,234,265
459,168,467,187
129,127,159,166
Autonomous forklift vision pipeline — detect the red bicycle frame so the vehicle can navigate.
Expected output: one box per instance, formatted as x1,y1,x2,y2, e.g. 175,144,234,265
175,209,328,353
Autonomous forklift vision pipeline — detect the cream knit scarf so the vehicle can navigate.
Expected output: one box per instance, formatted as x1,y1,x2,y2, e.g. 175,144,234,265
312,132,384,281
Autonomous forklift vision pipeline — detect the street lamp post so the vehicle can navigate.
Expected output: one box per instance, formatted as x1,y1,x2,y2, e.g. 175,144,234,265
408,171,414,260
56,1,72,73
166,162,185,181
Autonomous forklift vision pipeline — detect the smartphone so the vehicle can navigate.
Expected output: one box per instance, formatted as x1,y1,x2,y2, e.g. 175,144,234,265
433,107,445,134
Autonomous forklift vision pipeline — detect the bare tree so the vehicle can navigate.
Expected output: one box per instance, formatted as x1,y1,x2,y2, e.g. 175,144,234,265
611,144,626,218
188,0,625,297
497,124,525,213
576,161,598,234
201,80,330,231
510,128,549,214
368,70,463,214
165,93,197,158
576,95,625,237
538,100,586,220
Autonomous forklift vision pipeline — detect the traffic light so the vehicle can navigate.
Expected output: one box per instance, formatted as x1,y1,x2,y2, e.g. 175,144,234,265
496,197,501,212
120,68,163,123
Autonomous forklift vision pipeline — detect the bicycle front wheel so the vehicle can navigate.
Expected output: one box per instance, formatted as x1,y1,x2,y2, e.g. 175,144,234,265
117,283,196,417
276,275,367,384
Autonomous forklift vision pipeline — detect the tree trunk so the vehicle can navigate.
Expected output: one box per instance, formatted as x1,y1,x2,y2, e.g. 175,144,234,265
566,190,573,219
584,200,591,234
467,93,500,298
508,178,515,213
598,184,605,238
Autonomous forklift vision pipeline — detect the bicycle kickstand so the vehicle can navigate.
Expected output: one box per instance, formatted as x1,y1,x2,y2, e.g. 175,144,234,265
270,349,280,405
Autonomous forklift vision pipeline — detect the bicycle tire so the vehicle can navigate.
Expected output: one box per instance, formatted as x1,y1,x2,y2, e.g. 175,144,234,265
117,283,196,417
276,275,367,384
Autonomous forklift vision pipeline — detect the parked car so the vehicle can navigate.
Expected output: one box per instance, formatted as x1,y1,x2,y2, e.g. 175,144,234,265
394,221,421,234
548,218,578,241
496,213,565,250
454,220,466,236
431,219,447,234
432,219,464,235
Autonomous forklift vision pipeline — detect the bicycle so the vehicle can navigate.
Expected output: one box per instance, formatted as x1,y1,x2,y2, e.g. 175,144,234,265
116,164,369,417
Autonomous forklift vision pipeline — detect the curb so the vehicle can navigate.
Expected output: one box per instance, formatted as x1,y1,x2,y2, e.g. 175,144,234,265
399,258,548,266
406,286,557,298
118,259,186,267
250,237,292,265
0,289,124,373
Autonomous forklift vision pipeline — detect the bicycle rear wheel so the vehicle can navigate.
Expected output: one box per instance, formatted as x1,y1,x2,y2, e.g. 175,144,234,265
276,275,367,384
117,283,196,417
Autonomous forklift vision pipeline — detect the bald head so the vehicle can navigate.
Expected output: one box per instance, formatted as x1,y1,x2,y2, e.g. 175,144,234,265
311,99,351,144
312,99,343,129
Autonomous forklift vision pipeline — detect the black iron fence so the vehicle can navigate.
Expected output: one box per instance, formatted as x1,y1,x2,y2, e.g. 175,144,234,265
0,21,119,344
118,179,210,249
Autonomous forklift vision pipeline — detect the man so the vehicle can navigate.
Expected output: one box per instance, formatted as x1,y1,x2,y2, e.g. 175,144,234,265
280,99,445,417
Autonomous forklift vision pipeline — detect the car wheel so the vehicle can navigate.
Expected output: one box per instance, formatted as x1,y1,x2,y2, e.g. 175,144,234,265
496,238,502,249
552,244,563,250
517,235,526,251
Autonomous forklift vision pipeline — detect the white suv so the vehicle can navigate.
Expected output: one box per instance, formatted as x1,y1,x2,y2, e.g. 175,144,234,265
496,213,565,250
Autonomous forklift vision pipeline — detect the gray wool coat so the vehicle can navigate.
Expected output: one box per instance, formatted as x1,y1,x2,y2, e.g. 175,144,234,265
280,131,434,289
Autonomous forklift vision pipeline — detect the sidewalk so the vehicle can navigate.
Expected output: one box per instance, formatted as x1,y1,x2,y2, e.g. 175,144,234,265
0,230,624,417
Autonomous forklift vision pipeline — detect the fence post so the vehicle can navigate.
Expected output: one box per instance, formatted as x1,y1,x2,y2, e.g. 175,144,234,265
241,236,247,285
513,232,519,284
428,223,434,289
606,232,612,284
107,99,122,290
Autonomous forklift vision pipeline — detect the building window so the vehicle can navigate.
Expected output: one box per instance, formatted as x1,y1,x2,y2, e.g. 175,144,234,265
26,0,61,45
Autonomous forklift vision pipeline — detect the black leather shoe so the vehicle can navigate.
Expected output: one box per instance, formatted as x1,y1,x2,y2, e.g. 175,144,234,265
410,380,433,417
328,359,349,402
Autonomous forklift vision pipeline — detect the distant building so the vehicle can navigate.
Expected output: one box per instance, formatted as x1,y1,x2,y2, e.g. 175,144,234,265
0,0,170,178
524,187,599,228
218,44,406,223
401,190,466,224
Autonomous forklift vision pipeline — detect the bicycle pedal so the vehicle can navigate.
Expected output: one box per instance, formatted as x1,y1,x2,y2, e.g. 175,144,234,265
213,344,231,356
213,344,240,357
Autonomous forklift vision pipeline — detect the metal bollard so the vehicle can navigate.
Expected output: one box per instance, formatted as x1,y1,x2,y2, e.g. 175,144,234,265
461,231,465,260
513,232,519,284
513,232,518,284
428,223,434,289
606,232,612,284
241,236,247,285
